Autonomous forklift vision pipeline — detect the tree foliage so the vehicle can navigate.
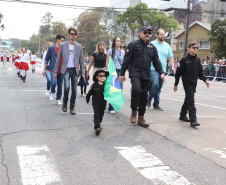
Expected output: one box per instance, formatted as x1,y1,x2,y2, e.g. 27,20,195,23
0,13,5,31
9,38,21,50
20,40,29,49
39,25,51,36
117,3,179,40
209,19,226,58
41,12,53,26
52,21,68,37
75,10,111,54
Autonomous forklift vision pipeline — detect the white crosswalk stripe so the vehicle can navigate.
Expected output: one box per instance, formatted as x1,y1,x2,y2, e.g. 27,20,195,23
17,145,62,185
115,145,195,185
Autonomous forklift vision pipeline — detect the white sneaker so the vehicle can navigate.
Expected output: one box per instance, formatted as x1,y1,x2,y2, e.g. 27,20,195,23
45,90,50,96
109,110,116,114
56,100,62,105
49,93,55,100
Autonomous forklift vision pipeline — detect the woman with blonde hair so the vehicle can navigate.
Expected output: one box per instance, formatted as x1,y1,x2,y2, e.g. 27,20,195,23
86,41,107,79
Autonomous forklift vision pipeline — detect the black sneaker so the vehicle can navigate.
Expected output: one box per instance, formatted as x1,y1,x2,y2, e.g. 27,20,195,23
190,121,200,127
154,106,163,111
179,116,190,122
95,128,101,136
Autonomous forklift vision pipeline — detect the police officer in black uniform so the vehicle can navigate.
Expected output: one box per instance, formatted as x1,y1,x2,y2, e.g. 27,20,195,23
119,26,166,127
174,42,210,127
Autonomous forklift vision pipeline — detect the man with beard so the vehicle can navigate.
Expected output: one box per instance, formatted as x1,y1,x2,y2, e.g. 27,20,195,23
147,29,175,111
119,26,166,127
54,27,85,115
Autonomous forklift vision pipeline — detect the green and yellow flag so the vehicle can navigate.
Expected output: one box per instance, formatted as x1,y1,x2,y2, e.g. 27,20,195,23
104,57,125,112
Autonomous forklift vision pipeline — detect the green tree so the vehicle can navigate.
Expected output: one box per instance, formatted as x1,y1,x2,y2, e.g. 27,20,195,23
29,34,40,53
39,25,51,36
10,38,21,50
0,13,4,31
209,19,226,58
41,12,53,26
97,8,127,42
75,10,108,54
20,40,29,49
52,21,68,37
117,3,179,41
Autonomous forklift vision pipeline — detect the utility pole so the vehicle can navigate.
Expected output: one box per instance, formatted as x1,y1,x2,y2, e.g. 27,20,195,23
183,0,190,56
161,0,191,57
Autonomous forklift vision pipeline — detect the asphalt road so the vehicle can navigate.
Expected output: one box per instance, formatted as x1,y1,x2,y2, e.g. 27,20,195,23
0,61,226,185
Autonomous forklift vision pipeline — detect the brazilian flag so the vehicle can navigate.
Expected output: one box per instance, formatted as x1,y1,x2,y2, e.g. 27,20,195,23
104,57,125,112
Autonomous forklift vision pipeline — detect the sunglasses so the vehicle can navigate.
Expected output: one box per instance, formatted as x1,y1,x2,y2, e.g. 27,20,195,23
191,46,199,49
143,31,151,35
70,33,77,36
97,75,106,77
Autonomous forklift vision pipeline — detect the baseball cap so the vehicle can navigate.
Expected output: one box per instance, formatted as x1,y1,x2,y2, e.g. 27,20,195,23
140,26,152,32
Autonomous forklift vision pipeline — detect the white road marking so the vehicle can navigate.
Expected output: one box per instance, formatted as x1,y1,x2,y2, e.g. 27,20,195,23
76,113,93,115
162,97,226,110
0,90,46,91
204,148,226,159
172,115,225,119
17,145,62,185
115,145,194,185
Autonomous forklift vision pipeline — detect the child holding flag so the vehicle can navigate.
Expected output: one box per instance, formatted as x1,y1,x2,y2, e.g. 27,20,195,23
86,69,109,136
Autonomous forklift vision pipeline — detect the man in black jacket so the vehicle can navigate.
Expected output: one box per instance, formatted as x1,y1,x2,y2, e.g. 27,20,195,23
174,42,210,127
119,26,166,127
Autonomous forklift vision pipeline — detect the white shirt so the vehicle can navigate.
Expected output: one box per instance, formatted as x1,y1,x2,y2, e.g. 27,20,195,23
67,44,75,68
30,54,37,61
21,53,30,63
42,51,47,72
18,53,23,63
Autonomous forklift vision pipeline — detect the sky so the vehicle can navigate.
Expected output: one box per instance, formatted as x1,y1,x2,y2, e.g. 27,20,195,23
0,0,164,40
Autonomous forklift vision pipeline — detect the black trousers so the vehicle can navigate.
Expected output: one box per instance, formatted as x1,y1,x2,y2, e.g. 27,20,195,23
93,105,105,129
81,86,87,94
130,77,151,116
180,86,197,122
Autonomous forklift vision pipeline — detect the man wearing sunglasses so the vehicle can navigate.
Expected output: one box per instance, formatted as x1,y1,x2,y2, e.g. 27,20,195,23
54,27,85,115
119,26,165,127
174,42,209,128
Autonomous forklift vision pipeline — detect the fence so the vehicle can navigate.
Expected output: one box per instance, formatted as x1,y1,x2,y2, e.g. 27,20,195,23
166,63,226,82
202,64,226,82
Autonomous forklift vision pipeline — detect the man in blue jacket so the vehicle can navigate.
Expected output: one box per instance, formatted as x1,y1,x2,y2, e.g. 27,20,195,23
43,34,65,105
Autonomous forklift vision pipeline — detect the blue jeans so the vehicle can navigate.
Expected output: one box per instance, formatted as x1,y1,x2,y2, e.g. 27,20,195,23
45,70,51,91
108,69,123,111
56,73,64,100
63,68,78,108
46,69,57,94
148,70,163,108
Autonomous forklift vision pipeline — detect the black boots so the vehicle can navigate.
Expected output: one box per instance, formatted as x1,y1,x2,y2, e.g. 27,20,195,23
32,69,35,73
190,121,200,127
179,116,190,122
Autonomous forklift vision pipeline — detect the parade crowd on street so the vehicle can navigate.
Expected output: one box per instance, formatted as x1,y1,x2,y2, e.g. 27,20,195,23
1,26,218,136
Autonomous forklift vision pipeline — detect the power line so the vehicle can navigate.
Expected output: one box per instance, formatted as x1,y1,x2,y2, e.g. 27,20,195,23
0,0,225,15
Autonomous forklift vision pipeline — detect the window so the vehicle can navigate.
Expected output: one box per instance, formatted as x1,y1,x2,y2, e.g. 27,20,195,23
199,41,210,49
179,42,184,49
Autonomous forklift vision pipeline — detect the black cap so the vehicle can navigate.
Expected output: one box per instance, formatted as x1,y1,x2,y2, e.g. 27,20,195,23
93,69,109,82
140,26,152,32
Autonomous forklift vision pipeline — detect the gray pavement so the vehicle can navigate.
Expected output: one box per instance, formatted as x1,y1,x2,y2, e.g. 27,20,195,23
0,61,226,185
